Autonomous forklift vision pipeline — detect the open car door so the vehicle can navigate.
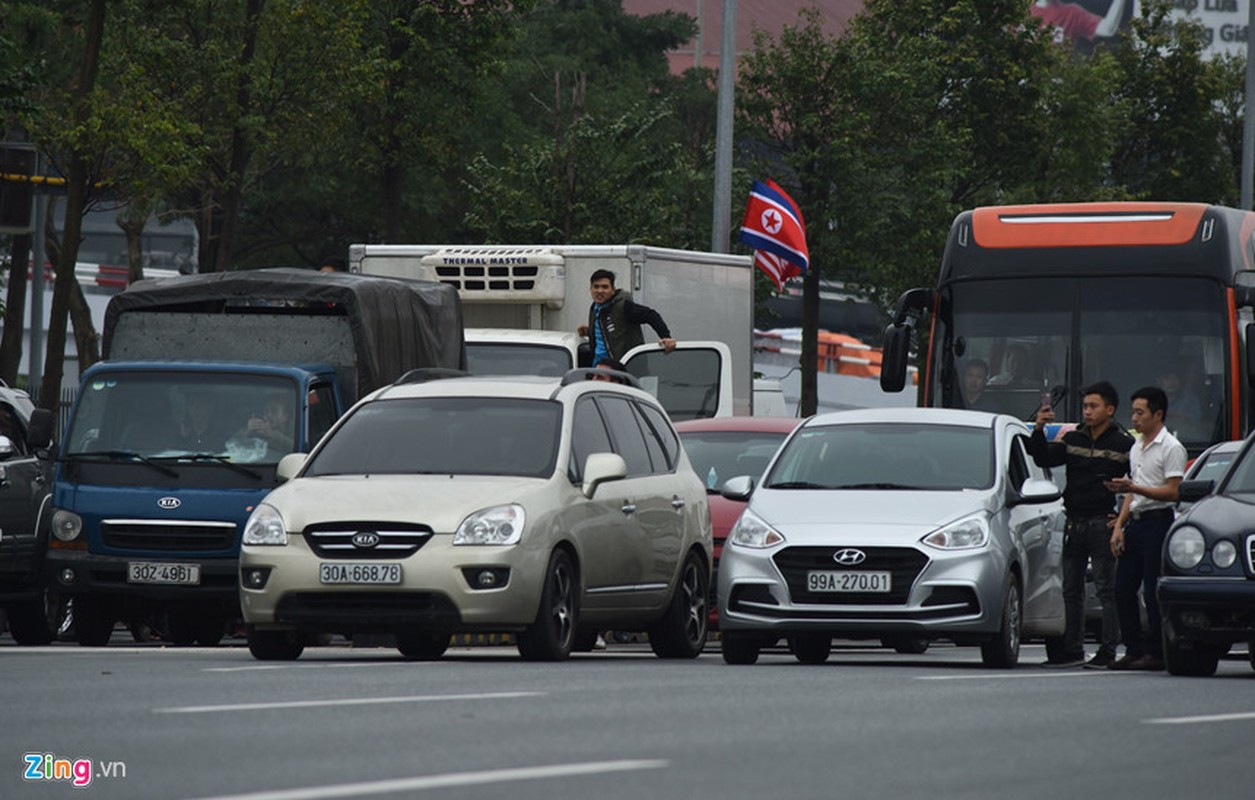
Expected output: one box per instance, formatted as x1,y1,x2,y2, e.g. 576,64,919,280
622,340,733,420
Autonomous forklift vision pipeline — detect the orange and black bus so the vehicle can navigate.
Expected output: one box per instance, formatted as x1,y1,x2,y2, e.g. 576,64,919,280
880,202,1255,456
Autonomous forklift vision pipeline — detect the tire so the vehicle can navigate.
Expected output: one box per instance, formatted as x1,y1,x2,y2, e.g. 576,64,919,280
572,630,600,652
193,614,226,647
721,632,762,665
882,635,929,655
981,577,1021,668
6,593,55,645
517,550,577,662
247,628,304,661
396,631,451,660
1163,627,1220,677
73,596,115,647
789,633,832,664
648,551,709,659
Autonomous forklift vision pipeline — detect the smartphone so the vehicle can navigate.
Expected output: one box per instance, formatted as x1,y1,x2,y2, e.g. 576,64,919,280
1040,391,1052,412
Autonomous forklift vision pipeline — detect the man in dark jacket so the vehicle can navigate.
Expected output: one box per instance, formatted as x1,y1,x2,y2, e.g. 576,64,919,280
577,269,676,366
1026,380,1133,668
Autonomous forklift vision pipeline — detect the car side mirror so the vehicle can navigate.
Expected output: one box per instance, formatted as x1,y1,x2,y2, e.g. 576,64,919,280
879,324,911,394
0,435,14,459
1014,477,1061,505
27,408,53,449
720,475,755,501
1177,478,1214,504
582,453,627,498
276,452,306,483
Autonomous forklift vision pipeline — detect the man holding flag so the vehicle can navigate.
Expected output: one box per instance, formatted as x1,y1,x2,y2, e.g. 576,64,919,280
739,178,810,291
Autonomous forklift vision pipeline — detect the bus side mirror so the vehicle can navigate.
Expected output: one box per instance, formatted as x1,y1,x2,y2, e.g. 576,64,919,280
1247,323,1255,389
880,324,911,393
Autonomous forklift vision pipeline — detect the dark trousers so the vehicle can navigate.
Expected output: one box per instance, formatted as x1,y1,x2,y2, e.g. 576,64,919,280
1056,515,1119,658
1115,510,1173,659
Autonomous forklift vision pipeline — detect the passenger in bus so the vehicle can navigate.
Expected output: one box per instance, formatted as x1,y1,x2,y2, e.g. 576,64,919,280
960,359,994,412
988,344,1039,389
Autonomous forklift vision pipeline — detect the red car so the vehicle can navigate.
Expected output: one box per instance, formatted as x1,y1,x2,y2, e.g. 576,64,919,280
674,416,802,628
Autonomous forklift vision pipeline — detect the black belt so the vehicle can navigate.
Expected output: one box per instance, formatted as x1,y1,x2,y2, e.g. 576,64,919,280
1068,512,1112,520
1130,507,1174,521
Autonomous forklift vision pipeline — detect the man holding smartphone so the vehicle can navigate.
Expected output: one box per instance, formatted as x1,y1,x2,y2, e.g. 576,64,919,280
1027,381,1133,668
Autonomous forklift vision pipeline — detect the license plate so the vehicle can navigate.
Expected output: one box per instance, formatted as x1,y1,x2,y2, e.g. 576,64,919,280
807,570,891,593
319,562,402,585
127,561,201,585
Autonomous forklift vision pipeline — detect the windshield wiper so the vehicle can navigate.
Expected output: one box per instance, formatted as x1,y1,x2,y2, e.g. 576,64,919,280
831,482,918,490
67,450,180,478
763,481,834,490
154,454,263,481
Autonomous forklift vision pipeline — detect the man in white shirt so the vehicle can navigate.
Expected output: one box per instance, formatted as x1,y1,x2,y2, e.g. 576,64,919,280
1104,386,1187,671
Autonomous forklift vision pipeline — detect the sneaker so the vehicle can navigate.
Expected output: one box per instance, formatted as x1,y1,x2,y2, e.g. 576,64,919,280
1107,653,1143,670
1084,652,1115,670
1040,654,1086,668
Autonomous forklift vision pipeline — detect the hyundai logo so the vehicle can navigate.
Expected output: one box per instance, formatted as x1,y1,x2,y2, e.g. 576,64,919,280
157,497,181,510
351,531,381,549
833,548,867,566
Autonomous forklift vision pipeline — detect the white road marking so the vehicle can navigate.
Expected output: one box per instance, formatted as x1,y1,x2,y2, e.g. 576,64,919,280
1144,711,1255,725
155,691,543,714
186,760,670,800
204,662,414,673
917,671,1123,680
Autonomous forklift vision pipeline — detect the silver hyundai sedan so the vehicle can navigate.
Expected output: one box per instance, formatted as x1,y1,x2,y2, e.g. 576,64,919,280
717,407,1065,667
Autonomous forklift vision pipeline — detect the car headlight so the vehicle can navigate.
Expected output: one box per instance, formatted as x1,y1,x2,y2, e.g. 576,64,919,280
1211,539,1238,569
922,515,990,550
242,503,288,546
729,509,785,548
454,505,524,546
51,509,83,542
1166,525,1205,570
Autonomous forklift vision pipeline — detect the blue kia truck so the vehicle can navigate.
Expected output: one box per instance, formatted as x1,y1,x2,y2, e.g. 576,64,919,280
43,268,464,646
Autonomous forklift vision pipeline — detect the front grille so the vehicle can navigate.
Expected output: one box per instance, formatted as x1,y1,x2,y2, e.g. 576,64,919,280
303,523,432,559
772,546,928,605
102,521,236,552
275,591,460,631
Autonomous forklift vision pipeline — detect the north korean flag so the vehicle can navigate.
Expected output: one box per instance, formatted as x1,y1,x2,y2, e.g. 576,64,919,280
738,179,810,274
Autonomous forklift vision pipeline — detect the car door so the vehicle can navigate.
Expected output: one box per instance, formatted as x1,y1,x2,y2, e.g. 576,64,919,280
622,341,734,420
1005,430,1064,630
0,433,51,564
595,395,679,610
565,396,642,612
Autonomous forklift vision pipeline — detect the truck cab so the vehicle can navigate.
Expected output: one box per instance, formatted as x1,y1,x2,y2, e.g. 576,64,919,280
44,361,344,646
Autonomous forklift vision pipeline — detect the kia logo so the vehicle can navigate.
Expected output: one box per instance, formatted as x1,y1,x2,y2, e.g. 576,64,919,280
157,497,181,510
351,531,380,549
833,548,866,566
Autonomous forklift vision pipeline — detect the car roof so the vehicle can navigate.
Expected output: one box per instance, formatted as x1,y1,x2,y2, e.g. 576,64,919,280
801,406,1010,429
673,416,801,434
369,372,656,405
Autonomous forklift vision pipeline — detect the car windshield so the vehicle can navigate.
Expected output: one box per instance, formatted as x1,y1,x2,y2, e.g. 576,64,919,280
304,396,561,478
1188,448,1239,485
764,422,994,490
1216,443,1255,495
64,372,298,464
678,431,789,491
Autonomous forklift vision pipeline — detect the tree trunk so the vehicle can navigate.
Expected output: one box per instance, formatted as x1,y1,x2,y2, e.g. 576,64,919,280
39,0,106,410
0,233,31,386
118,203,147,284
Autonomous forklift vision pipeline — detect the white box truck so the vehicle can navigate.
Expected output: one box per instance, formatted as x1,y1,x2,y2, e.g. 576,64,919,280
349,244,757,418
